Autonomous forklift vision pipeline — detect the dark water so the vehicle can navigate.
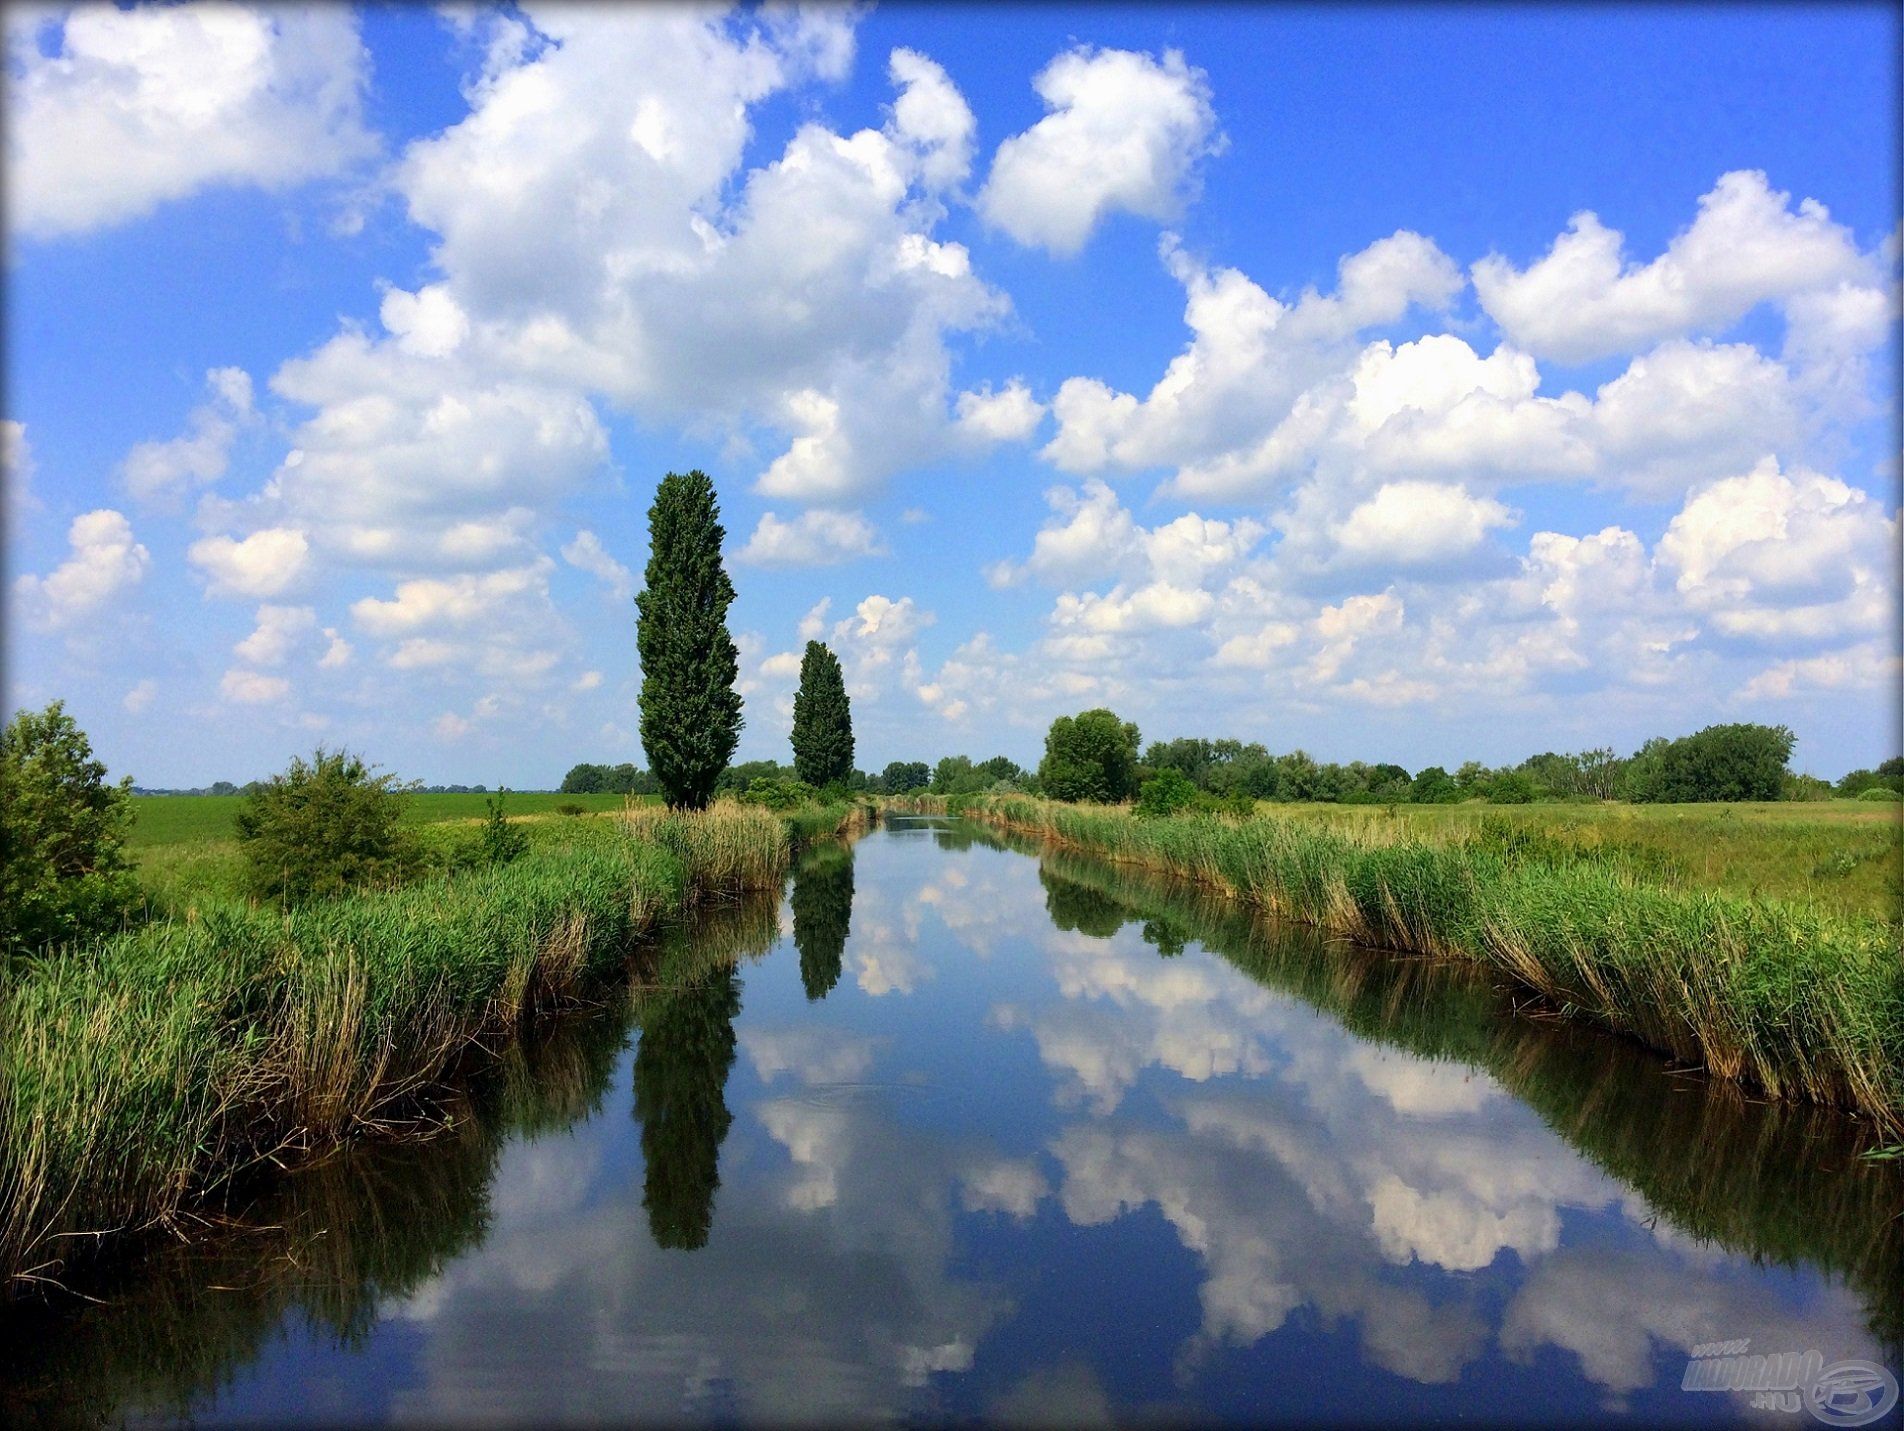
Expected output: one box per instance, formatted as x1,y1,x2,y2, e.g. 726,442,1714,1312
5,816,1901,1427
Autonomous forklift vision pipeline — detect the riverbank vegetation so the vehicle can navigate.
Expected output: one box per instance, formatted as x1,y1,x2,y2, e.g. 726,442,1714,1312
938,794,1903,1135
0,796,866,1291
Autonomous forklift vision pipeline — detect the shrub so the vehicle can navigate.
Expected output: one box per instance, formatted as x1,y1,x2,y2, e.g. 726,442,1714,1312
1486,771,1538,804
1410,766,1461,804
739,776,817,811
234,749,419,905
1135,768,1199,819
0,700,142,958
1858,787,1902,803
480,790,530,864
554,801,587,817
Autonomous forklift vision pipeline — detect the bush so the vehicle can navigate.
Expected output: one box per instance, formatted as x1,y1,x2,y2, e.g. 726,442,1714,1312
1857,787,1902,803
480,789,530,864
0,701,142,958
1486,771,1538,804
1135,768,1198,819
234,749,419,905
739,776,817,811
554,801,587,817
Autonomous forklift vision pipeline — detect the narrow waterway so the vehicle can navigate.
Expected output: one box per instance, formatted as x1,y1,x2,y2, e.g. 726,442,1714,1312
5,815,1899,1426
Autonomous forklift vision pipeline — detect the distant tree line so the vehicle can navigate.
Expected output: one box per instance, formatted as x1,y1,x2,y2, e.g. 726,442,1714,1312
858,713,1898,810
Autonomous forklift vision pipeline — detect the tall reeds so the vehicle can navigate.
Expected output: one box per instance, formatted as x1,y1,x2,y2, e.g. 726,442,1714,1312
967,796,1904,1134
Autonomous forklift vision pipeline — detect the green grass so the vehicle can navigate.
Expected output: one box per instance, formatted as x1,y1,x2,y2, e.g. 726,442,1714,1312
126,791,642,849
1245,799,1902,921
123,792,652,917
0,801,797,1292
952,795,1904,1135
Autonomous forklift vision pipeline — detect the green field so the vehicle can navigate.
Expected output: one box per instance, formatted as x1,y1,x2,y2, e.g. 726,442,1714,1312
127,792,651,914
1248,799,1902,921
127,791,639,848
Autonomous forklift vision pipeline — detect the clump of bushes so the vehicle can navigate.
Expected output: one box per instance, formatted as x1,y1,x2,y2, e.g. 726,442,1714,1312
234,749,420,905
0,701,143,959
738,775,817,811
1136,768,1198,819
1858,787,1902,803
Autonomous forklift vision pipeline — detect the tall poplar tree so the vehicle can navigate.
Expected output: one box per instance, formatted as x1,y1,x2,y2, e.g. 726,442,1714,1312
790,640,853,788
635,471,742,810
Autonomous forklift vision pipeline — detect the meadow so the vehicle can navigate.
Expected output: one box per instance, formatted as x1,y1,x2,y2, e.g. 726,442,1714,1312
128,792,650,915
1237,798,1902,921
938,794,1904,1136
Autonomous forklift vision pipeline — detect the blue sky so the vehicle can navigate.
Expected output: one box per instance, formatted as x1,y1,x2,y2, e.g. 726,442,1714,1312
6,2,1898,787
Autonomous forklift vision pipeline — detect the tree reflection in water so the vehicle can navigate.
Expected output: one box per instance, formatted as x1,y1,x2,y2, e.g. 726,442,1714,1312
629,891,778,1252
792,843,854,1002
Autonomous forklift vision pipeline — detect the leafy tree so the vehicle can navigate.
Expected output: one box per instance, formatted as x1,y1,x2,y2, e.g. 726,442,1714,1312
633,970,741,1250
234,748,419,905
1038,709,1142,803
1486,770,1538,804
716,759,792,795
792,844,854,1001
1410,766,1460,804
1135,767,1198,818
0,700,141,959
791,641,854,788
1838,757,1904,797
635,471,743,810
560,762,608,794
880,760,931,793
1627,723,1795,803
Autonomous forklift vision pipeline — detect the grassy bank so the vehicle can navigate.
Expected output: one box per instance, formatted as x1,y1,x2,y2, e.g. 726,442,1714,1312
0,801,832,1292
945,795,1904,1134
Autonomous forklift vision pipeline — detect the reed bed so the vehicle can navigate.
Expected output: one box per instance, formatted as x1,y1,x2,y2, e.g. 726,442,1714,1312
965,795,1904,1133
1,806,795,1291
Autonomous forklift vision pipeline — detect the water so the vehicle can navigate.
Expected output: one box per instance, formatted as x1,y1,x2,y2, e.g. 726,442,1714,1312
5,815,1900,1426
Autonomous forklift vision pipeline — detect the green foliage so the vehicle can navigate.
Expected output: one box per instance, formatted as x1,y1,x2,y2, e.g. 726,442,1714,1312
233,748,419,905
1859,787,1903,803
635,470,743,810
716,759,793,794
0,700,141,959
559,762,659,795
1410,766,1461,804
1486,770,1538,804
791,641,854,788
1038,708,1142,803
1627,723,1795,803
479,790,530,865
1135,767,1199,819
1839,758,1904,797
738,775,817,810
880,760,931,793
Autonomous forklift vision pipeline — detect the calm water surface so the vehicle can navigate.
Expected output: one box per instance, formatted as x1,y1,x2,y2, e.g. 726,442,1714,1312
5,816,1901,1426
